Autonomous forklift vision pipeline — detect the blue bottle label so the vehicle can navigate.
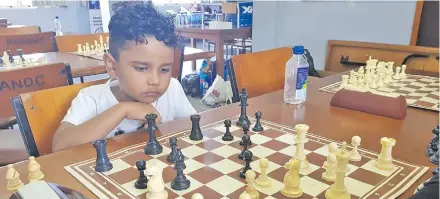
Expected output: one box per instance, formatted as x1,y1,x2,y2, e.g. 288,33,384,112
295,66,308,99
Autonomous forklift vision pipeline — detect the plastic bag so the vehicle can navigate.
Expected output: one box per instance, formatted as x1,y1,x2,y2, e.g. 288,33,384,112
202,75,233,108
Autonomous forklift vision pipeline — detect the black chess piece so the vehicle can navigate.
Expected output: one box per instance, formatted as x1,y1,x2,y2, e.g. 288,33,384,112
239,150,253,179
171,148,191,190
222,119,234,141
433,166,439,176
239,121,252,146
252,111,264,132
93,140,113,172
0,57,3,67
238,134,251,160
429,142,439,165
236,88,250,126
134,160,148,189
426,126,439,156
167,137,178,163
7,50,13,63
189,114,203,141
144,114,163,155
17,49,25,62
114,128,125,136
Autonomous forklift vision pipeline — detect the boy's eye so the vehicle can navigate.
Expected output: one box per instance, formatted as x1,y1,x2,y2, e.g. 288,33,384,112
135,66,148,72
160,67,171,73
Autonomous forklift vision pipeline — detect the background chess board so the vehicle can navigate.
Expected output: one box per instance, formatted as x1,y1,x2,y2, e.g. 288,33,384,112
65,116,428,199
319,74,440,111
69,51,104,61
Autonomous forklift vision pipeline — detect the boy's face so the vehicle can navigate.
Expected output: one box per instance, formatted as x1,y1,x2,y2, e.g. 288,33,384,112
104,36,174,104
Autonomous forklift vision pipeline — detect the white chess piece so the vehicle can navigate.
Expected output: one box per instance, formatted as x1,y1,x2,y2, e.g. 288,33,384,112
293,124,309,170
348,71,357,85
350,136,362,161
393,67,401,80
358,66,364,75
3,51,9,66
375,137,396,171
100,35,104,47
325,142,351,199
77,44,82,53
191,193,203,199
28,156,44,182
146,162,168,199
370,75,378,89
255,158,271,188
94,40,98,50
339,75,349,90
400,65,407,78
239,193,252,199
322,153,336,182
6,164,24,191
323,142,338,169
378,73,385,87
244,170,259,199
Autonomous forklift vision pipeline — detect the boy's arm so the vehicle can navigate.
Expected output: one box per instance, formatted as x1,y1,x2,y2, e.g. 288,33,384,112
52,102,162,152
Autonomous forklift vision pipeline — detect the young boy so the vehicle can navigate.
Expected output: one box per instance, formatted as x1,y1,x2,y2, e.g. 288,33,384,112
52,1,196,152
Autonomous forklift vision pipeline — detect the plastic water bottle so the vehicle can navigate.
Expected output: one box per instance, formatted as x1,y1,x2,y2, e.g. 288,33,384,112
54,16,63,36
284,46,309,104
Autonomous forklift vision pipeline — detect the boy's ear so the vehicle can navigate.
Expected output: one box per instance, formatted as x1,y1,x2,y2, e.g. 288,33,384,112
104,53,118,79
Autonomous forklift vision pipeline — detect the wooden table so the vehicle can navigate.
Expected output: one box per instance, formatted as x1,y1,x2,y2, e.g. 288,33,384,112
0,74,437,198
176,27,252,78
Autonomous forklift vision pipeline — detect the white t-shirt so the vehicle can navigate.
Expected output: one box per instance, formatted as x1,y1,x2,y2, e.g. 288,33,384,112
62,78,197,138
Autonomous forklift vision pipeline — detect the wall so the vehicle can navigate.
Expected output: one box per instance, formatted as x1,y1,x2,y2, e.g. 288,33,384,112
252,1,417,70
0,1,90,34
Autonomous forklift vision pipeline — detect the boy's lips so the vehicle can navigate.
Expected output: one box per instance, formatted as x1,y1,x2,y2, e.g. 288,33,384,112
142,92,160,97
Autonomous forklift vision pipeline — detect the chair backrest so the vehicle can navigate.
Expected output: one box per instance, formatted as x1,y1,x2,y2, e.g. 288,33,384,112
0,32,56,55
325,40,439,75
11,79,107,157
0,26,41,35
402,54,439,77
55,32,109,53
172,47,216,82
0,63,73,118
228,47,292,102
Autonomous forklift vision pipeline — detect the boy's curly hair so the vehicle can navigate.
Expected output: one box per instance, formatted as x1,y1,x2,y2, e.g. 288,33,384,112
108,1,179,61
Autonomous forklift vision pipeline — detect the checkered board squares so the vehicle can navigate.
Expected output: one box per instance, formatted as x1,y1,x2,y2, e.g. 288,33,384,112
65,115,428,199
69,51,104,61
319,74,440,111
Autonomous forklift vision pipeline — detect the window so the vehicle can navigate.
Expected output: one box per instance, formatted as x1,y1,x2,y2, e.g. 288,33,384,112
0,0,32,7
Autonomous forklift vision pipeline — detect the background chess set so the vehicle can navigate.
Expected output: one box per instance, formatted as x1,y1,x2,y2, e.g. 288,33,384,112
68,38,107,61
319,74,440,111
0,50,47,69
65,116,428,199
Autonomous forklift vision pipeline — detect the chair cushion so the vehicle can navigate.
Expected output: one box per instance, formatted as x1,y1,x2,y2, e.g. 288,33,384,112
0,129,28,164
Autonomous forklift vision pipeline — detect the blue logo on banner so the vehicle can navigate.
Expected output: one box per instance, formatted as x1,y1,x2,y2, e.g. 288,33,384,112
238,2,253,27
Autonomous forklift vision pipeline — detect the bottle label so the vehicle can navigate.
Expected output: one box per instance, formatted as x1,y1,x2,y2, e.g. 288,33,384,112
295,66,308,100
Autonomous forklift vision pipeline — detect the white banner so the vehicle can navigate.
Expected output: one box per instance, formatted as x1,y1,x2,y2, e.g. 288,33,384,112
89,1,104,33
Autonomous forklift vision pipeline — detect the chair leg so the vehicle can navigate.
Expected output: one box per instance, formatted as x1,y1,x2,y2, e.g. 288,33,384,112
80,76,84,83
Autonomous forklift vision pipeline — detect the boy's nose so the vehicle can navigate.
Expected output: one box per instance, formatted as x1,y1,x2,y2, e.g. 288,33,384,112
147,73,160,85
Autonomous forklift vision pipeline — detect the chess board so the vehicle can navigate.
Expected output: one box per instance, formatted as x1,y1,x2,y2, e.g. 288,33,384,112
319,74,440,111
65,116,428,199
69,51,104,61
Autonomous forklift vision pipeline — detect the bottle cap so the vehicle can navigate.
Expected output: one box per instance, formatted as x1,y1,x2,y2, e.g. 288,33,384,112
293,46,304,54
55,16,59,19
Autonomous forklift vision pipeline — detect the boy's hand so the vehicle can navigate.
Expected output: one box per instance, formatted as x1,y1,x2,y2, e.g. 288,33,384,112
122,102,162,123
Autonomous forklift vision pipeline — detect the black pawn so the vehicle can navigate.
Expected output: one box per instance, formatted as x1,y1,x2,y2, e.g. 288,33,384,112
134,160,148,189
93,140,113,172
7,50,13,63
252,111,264,132
171,148,190,190
17,49,25,62
433,166,439,175
189,114,203,141
238,134,251,160
222,119,234,141
430,142,439,165
239,150,253,179
167,137,178,163
236,88,250,126
240,122,252,146
426,126,439,156
144,114,163,155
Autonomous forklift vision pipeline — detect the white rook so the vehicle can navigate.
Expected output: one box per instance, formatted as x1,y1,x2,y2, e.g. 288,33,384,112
293,124,309,170
375,137,396,171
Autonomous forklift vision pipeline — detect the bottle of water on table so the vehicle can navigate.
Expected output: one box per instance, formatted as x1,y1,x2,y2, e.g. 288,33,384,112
54,16,63,36
284,45,309,104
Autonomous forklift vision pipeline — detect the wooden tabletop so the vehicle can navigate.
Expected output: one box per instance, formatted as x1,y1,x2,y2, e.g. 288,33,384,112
0,74,437,199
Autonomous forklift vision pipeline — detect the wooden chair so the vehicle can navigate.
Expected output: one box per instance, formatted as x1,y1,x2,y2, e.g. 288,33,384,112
227,47,292,103
0,32,57,55
55,32,109,53
402,54,439,77
0,25,41,35
11,79,107,157
172,46,216,82
0,63,73,129
325,40,439,75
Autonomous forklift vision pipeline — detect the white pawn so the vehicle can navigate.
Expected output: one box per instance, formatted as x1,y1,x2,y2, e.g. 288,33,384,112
6,164,24,191
322,153,336,182
239,193,252,199
28,156,44,182
350,136,362,161
191,193,203,199
400,65,407,78
323,143,338,169
348,71,357,85
339,75,349,90
378,73,385,88
77,44,82,53
244,170,259,199
255,158,271,188
393,67,401,80
358,66,364,74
